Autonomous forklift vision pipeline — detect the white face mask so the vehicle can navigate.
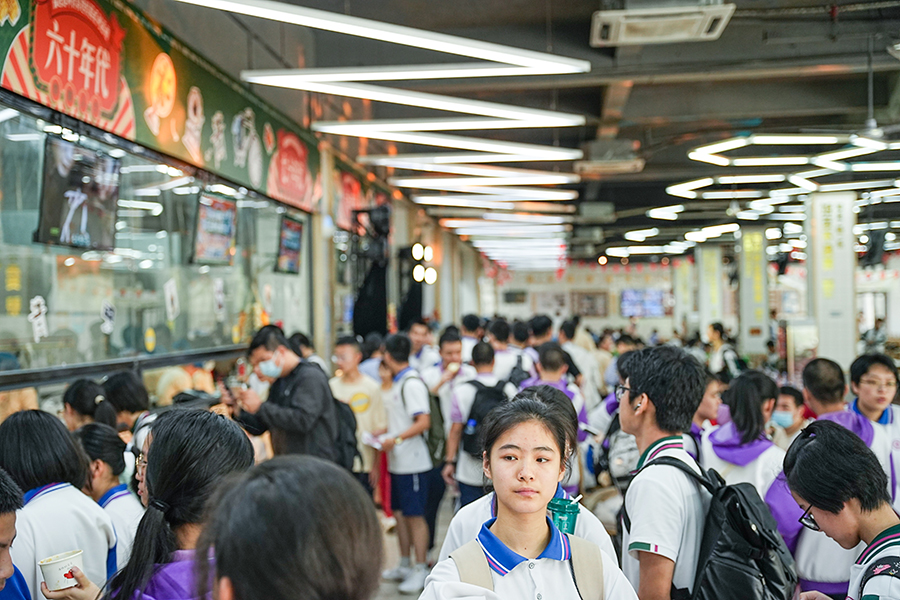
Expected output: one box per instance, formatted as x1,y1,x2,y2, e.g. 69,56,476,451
258,353,282,379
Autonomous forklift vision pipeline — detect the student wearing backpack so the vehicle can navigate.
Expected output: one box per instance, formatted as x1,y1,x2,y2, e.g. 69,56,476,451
707,322,742,383
380,334,433,594
794,358,893,599
617,345,712,599
487,319,533,386
422,396,637,600
423,330,477,439
784,421,900,600
443,342,518,508
438,385,617,564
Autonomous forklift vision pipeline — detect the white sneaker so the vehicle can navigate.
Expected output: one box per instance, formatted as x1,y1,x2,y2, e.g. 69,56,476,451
398,565,428,594
382,565,412,581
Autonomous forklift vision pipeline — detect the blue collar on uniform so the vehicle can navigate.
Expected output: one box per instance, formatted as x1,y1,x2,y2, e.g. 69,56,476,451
98,483,130,508
476,517,570,576
491,483,566,518
850,398,893,425
393,366,415,383
23,482,68,505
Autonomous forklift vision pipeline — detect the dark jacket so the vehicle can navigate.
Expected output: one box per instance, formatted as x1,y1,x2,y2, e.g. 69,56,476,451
237,361,338,459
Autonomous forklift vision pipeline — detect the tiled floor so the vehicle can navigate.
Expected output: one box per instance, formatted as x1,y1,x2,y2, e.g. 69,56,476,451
374,494,455,600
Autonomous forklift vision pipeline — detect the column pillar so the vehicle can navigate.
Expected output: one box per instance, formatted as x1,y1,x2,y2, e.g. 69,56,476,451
696,244,724,335
738,227,769,355
673,257,695,337
807,192,857,369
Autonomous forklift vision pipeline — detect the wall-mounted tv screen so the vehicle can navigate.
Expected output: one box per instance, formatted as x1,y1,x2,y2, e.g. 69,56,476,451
276,215,303,274
35,137,121,251
193,193,237,265
620,289,665,318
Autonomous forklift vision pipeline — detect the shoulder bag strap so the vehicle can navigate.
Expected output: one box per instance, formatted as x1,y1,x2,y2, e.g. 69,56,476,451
860,556,900,599
566,534,605,600
449,539,494,591
622,454,715,532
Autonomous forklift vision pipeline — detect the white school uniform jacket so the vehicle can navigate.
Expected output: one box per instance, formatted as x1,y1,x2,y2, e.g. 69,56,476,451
438,484,616,563
858,402,900,512
385,367,432,475
421,363,477,437
410,345,442,374
98,483,145,569
847,524,900,600
12,483,118,600
622,436,711,595
449,374,518,487
422,517,637,600
491,347,533,383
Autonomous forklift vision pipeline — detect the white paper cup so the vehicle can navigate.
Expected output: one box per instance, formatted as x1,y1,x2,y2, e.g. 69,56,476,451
38,550,83,591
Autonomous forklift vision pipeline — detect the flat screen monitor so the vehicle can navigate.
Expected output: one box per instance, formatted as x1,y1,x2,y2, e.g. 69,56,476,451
35,137,121,251
276,215,304,274
620,289,665,318
193,193,237,265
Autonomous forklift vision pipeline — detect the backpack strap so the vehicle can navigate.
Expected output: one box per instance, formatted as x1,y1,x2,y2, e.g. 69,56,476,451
621,455,715,532
450,539,494,591
860,556,900,599
567,534,605,600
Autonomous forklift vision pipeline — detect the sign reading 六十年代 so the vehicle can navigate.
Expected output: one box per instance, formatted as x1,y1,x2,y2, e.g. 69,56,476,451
0,0,321,211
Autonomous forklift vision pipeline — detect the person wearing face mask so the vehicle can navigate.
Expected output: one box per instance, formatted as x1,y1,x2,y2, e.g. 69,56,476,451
233,326,339,460
770,386,813,451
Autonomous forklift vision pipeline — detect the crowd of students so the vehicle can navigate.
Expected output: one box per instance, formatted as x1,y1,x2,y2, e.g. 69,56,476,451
3,314,900,600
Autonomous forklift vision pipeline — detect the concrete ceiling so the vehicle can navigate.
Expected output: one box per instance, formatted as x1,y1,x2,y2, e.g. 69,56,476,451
140,0,900,260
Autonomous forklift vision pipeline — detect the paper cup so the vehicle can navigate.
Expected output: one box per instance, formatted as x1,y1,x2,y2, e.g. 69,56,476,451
39,550,83,591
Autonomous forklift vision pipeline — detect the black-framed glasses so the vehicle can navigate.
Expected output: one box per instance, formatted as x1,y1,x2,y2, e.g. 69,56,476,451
615,385,632,403
798,505,820,531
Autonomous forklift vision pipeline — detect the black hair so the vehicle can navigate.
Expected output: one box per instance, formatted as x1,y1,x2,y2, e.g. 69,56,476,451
73,423,127,476
471,342,495,367
0,468,23,515
523,385,578,459
616,350,636,382
288,332,313,355
360,332,383,360
538,342,566,372
767,340,776,350
248,325,289,356
512,321,530,344
197,456,382,600
383,334,411,364
0,410,89,491
559,320,577,341
481,396,569,464
710,322,725,338
725,370,779,445
106,410,254,600
408,318,429,332
627,346,706,433
438,329,461,348
850,353,899,386
103,371,150,414
779,386,805,408
530,315,553,338
802,358,845,404
488,319,510,342
461,314,480,333
784,420,890,513
704,368,719,386
334,336,362,353
64,379,117,428
616,334,636,347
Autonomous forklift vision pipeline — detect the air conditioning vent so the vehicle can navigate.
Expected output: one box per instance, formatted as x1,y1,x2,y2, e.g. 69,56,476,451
590,3,735,47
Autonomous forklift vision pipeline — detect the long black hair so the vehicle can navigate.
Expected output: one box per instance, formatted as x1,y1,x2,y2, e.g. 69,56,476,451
103,371,149,415
105,410,254,600
197,456,383,600
784,420,890,513
0,410,88,491
725,370,780,445
65,379,117,428
73,423,127,476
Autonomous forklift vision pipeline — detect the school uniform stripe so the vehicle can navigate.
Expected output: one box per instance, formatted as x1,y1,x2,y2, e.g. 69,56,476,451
635,436,684,470
857,537,900,565
628,541,661,553
23,483,68,505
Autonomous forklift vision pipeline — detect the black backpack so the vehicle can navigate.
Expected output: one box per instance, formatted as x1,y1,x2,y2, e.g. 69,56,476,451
860,556,900,597
461,380,509,457
332,396,362,471
400,377,445,466
624,456,797,600
507,354,530,388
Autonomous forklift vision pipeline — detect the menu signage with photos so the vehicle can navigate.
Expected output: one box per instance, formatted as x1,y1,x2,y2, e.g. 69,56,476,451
35,136,120,250
1,0,321,211
276,215,303,274
620,289,666,318
571,291,608,318
193,193,236,264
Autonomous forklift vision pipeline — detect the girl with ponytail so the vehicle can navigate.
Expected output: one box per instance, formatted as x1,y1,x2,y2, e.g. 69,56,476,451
62,379,117,431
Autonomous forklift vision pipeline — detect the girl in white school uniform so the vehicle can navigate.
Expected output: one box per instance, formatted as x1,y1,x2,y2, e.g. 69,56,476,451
421,397,636,600
785,421,900,600
700,370,804,554
73,423,145,568
0,410,118,600
438,385,616,563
